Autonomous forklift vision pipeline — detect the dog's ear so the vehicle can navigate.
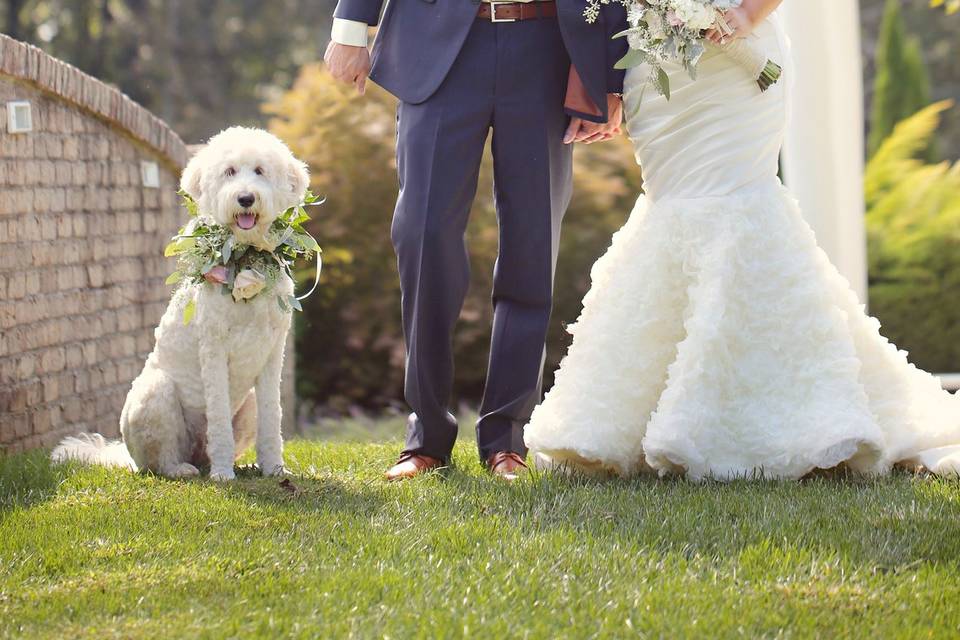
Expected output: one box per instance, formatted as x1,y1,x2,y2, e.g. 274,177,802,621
287,157,310,201
180,151,205,200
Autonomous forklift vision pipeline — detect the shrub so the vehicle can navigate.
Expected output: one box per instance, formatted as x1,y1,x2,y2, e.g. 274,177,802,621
867,100,960,372
868,0,934,159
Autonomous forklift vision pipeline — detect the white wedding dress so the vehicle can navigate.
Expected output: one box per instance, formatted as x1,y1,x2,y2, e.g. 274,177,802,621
524,14,960,480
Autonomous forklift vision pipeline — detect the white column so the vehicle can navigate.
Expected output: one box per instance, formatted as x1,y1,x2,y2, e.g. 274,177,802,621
780,0,868,303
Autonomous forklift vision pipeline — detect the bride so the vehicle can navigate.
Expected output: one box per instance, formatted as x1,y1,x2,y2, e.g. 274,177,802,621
524,0,960,480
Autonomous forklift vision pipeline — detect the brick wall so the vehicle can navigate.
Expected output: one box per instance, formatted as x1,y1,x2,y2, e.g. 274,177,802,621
0,36,296,453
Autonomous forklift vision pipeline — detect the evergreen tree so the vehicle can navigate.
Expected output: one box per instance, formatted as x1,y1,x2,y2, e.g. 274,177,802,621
868,0,933,158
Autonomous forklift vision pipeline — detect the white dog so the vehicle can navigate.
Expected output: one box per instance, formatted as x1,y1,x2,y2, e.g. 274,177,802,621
53,127,310,481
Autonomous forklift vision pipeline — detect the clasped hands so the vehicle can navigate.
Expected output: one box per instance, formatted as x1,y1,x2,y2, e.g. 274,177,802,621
564,94,623,145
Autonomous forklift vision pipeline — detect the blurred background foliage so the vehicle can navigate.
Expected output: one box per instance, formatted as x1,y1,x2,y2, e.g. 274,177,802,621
864,0,960,374
1,0,958,413
0,0,334,141
868,0,932,158
861,0,960,160
866,101,960,372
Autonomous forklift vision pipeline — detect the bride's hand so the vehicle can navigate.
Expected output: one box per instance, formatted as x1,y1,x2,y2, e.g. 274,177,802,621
705,8,756,45
706,0,783,43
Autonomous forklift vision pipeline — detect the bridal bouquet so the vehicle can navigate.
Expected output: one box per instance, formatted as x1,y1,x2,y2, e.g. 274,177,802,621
585,0,782,99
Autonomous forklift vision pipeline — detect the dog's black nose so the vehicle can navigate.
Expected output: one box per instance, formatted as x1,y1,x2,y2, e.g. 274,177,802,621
237,193,255,208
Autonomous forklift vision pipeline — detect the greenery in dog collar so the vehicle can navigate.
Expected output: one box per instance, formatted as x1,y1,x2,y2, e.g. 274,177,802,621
165,190,323,324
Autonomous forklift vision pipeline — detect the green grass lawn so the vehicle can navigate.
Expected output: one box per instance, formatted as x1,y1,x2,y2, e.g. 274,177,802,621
3,420,960,639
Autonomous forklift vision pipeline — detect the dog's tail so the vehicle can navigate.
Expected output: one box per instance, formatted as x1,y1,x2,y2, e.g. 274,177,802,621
51,433,137,471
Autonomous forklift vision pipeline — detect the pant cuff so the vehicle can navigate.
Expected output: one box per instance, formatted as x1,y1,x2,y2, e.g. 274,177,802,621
477,418,528,463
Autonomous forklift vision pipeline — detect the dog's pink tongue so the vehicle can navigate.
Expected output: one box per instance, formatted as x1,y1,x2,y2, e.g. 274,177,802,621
236,213,257,230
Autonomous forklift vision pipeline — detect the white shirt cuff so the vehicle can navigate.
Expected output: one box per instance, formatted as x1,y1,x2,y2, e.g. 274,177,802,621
331,18,369,48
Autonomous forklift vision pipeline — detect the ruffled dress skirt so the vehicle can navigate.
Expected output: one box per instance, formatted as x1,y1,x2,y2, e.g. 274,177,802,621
523,16,960,480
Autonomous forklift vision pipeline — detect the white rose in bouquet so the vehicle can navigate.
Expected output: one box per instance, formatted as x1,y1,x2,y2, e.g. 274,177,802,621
643,8,666,39
672,0,715,30
232,269,267,302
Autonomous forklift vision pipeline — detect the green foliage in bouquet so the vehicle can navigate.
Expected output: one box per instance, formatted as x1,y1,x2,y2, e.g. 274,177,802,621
866,100,960,372
165,190,323,323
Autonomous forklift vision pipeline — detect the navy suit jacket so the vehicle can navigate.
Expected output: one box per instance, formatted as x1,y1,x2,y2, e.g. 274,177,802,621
333,0,628,123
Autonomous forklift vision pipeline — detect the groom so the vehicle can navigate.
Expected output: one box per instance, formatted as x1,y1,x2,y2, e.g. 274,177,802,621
326,0,628,480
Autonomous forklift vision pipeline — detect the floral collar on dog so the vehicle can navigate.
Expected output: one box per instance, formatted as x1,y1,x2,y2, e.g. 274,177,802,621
165,190,323,324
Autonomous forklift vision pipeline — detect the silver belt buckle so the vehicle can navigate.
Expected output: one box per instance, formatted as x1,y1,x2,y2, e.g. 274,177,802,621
490,2,517,23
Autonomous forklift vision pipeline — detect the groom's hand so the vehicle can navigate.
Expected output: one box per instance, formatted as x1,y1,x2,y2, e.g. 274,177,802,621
564,94,624,145
325,41,371,95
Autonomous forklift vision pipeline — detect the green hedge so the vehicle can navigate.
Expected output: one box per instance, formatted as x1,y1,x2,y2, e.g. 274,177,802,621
867,101,960,372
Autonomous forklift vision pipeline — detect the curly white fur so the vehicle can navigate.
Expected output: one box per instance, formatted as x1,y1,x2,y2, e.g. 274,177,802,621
52,127,310,481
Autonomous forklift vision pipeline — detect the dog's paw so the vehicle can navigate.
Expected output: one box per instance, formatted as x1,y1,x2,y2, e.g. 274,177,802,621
166,463,200,479
259,462,289,477
209,468,236,482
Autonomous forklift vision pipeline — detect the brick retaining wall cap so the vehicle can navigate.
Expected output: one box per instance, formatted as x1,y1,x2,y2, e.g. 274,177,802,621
0,34,189,169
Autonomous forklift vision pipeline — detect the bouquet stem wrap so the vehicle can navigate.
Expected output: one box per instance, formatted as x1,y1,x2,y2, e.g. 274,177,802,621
719,38,782,92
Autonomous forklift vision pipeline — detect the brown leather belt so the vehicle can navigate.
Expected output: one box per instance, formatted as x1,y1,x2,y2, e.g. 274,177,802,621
477,1,558,22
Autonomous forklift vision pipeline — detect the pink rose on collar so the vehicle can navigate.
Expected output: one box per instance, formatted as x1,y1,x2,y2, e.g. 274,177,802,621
204,265,228,285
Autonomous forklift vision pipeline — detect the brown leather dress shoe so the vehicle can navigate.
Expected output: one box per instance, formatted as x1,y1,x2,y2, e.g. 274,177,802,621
487,451,528,482
384,453,444,481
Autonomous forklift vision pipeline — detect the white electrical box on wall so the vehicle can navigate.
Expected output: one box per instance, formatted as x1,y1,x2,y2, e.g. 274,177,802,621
6,101,33,133
140,161,160,189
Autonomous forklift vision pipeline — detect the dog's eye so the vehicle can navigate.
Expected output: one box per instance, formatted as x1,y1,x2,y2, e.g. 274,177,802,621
254,167,264,176
225,167,237,177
